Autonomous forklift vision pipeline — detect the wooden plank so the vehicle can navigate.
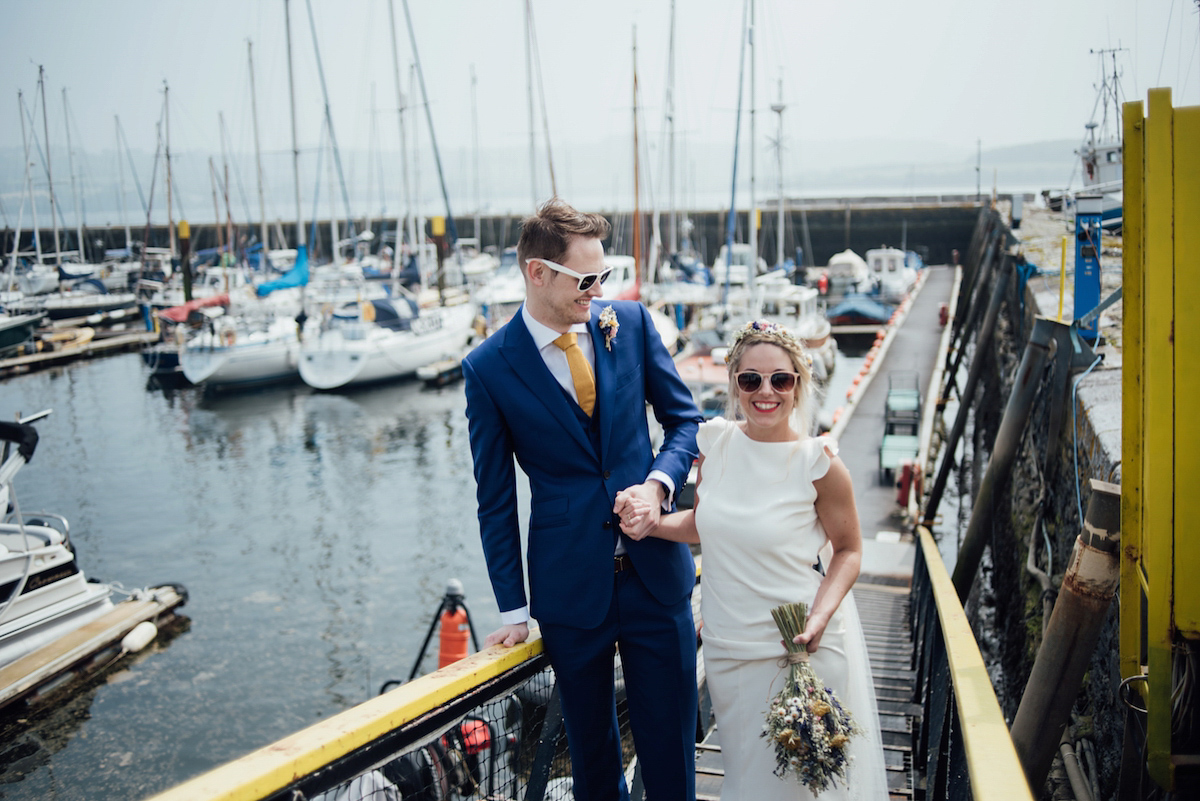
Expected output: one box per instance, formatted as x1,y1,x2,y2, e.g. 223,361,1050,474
0,587,184,708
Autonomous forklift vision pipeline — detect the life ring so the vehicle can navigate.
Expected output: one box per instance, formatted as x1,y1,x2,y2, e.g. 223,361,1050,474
222,328,237,347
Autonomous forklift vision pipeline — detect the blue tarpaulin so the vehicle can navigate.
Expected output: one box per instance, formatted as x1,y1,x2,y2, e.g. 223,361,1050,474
255,245,309,297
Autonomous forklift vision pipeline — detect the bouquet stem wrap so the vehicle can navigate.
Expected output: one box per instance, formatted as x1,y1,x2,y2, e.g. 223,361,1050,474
762,601,860,794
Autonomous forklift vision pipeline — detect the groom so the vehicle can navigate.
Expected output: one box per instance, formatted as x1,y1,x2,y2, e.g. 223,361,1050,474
463,198,702,801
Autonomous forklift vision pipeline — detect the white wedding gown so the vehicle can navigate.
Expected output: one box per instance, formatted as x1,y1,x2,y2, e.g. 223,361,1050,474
695,418,889,800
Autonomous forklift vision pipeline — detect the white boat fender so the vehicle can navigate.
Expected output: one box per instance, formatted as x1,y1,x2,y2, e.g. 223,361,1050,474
121,621,158,654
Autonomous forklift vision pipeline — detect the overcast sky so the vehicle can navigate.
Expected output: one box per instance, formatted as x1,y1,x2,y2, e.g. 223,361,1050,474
2,0,1198,219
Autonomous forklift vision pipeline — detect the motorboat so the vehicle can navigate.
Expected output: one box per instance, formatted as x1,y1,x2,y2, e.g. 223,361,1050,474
0,411,187,710
0,311,45,358
710,243,768,286
299,295,478,390
817,249,873,298
866,247,919,303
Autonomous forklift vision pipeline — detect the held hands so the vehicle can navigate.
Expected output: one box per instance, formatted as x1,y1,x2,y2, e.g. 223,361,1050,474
613,480,666,540
485,622,529,649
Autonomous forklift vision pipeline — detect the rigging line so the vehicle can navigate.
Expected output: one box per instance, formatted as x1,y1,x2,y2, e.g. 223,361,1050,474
220,114,254,227
304,0,357,239
1157,0,1176,87
116,119,149,217
400,0,459,247
527,3,557,198
20,94,71,238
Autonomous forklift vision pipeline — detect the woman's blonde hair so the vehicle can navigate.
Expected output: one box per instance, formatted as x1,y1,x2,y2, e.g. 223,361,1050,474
723,320,817,436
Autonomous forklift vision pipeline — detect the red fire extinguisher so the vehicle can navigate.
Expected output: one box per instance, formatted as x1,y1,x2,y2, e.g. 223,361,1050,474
439,607,470,668
817,272,829,295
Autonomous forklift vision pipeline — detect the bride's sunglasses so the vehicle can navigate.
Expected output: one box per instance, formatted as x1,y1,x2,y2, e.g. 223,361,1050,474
527,258,614,292
735,370,800,393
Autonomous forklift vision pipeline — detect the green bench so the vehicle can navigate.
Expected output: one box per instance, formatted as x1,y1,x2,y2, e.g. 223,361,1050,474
878,433,920,484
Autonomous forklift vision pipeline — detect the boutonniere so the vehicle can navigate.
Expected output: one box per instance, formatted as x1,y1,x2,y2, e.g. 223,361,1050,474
598,306,619,351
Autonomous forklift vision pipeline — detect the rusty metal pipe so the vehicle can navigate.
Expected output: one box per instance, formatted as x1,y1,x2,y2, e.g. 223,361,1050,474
950,315,1060,599
1010,479,1121,791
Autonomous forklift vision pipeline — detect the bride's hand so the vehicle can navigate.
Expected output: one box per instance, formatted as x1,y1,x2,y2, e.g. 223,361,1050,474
793,617,829,653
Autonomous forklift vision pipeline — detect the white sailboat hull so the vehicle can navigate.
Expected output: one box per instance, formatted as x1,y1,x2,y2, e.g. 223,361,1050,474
180,317,302,389
299,302,476,390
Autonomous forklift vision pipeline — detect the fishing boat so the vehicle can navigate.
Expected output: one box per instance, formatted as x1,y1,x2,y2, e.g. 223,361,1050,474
866,246,920,303
0,411,187,711
0,312,45,358
299,295,478,390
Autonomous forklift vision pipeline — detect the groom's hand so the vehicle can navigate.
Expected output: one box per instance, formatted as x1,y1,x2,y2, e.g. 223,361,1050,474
485,623,529,648
614,481,666,540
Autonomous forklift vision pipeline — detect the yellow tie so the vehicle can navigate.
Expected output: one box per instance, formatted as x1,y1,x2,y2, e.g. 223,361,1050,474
553,332,596,417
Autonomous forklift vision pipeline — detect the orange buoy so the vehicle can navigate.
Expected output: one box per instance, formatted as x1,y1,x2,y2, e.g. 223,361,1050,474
875,329,886,341
438,607,470,668
846,387,855,400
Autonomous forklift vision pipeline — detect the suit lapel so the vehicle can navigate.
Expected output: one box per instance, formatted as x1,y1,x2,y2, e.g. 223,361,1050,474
500,309,596,457
590,305,617,464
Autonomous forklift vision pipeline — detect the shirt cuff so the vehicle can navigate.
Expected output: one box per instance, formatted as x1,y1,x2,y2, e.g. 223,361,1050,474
647,470,675,511
500,606,530,626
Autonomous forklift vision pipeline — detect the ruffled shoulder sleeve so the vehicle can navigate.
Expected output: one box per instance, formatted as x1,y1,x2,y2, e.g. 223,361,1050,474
805,434,839,481
696,416,733,457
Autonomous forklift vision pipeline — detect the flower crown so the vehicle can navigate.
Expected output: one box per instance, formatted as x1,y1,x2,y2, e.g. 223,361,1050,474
725,320,814,370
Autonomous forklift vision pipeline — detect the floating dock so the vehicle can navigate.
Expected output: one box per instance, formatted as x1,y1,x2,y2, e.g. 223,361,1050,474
0,585,187,711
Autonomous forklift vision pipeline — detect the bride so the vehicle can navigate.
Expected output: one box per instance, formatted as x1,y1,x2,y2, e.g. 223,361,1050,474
618,320,888,800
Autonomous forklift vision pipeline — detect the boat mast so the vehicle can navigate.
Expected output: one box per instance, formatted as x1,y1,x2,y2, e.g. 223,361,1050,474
632,26,641,281
525,0,537,206
471,64,481,245
386,0,415,268
209,157,225,264
666,0,677,256
248,40,271,266
62,89,85,262
115,117,132,253
284,0,306,251
37,67,62,267
771,76,785,269
747,0,757,291
722,0,750,305
219,120,234,267
165,80,176,259
19,92,42,265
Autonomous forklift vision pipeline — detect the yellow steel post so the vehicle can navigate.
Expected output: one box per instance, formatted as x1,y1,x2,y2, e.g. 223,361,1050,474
1059,235,1068,322
1173,104,1200,638
1143,87,1175,790
1119,100,1145,685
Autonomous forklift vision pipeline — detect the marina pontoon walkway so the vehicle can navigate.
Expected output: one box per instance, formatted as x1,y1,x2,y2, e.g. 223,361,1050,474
694,265,956,800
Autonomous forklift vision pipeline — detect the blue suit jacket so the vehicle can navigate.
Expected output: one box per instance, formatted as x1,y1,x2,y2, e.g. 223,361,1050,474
463,300,702,629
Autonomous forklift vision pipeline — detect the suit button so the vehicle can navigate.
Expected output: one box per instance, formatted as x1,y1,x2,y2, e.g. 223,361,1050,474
604,470,611,480
602,520,612,528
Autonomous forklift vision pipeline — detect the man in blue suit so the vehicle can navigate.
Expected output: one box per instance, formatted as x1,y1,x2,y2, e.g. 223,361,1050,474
464,199,702,801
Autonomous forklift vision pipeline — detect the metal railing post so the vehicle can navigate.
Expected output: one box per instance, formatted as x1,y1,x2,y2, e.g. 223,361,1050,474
1010,480,1121,790
923,254,1013,525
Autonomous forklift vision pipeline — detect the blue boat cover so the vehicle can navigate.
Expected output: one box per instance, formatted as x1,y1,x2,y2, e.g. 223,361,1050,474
256,246,309,297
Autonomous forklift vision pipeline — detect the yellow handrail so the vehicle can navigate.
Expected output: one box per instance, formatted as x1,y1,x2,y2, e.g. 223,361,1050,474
917,526,1034,801
144,634,545,801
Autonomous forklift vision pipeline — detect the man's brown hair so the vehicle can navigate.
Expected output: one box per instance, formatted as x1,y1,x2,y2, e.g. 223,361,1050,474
516,197,610,271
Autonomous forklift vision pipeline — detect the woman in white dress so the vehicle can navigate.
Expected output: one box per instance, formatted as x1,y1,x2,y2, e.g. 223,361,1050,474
620,320,889,800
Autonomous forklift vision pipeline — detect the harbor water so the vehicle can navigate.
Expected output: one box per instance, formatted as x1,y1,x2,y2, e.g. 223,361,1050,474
0,345,863,800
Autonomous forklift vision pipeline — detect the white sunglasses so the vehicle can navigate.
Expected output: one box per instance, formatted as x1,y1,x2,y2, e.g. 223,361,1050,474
527,258,613,292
